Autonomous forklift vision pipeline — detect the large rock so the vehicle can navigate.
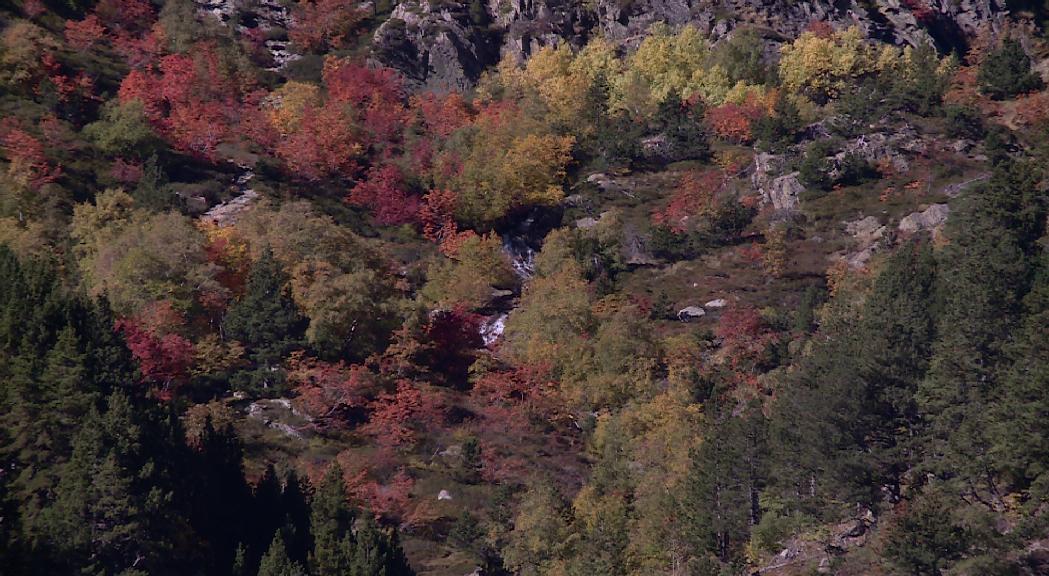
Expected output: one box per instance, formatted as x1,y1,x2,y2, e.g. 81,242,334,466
899,203,949,234
678,306,706,321
752,153,804,212
832,126,925,175
845,215,886,244
372,0,500,92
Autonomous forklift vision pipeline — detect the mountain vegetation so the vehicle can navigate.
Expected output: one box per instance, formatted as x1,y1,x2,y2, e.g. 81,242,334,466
2,0,1049,574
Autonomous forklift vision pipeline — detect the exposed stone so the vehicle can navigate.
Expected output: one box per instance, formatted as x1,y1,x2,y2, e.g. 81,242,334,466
833,127,924,175
372,0,1006,94
845,215,886,244
576,216,600,229
677,306,706,321
899,204,949,234
372,0,499,92
767,172,805,212
481,313,507,347
622,225,657,266
704,298,727,308
437,489,453,501
245,398,313,439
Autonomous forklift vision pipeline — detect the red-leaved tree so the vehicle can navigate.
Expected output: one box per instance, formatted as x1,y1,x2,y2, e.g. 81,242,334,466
359,380,445,448
65,15,106,50
289,0,365,52
652,169,727,233
288,352,378,422
0,122,62,190
347,164,420,225
115,313,194,400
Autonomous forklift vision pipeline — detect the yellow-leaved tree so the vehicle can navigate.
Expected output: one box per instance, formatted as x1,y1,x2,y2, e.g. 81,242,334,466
263,81,321,135
778,26,880,101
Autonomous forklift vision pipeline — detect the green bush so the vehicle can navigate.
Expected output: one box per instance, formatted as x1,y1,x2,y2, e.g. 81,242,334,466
754,95,803,153
944,105,986,140
978,39,1044,100
797,140,835,192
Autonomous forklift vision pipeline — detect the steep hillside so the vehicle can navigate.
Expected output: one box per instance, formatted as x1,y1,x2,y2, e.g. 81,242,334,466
1,0,1049,575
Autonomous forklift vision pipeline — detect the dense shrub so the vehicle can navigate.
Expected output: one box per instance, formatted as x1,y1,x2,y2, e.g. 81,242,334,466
978,39,1044,100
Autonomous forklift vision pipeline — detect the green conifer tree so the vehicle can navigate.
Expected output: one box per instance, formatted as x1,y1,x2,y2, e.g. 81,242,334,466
259,532,307,576
310,462,355,576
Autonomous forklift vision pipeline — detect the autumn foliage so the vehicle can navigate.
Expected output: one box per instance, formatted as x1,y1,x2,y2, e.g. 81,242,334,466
0,121,62,190
289,0,365,52
347,164,420,225
653,168,727,232
118,44,241,159
115,302,195,399
705,96,766,143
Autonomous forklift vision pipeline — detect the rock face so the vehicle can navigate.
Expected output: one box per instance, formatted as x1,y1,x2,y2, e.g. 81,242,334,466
372,0,501,91
372,0,1007,92
826,125,929,179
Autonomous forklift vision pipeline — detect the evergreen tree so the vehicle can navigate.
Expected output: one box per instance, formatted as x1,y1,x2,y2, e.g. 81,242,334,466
189,418,252,575
978,39,1044,100
891,43,949,115
41,327,96,457
683,403,767,563
259,532,307,576
281,470,313,566
754,94,803,152
310,462,355,576
249,465,286,573
994,252,1049,494
351,514,415,576
223,248,307,394
853,242,937,497
916,179,1033,502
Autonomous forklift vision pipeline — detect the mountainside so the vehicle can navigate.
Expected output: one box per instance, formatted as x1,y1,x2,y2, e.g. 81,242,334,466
2,0,1049,575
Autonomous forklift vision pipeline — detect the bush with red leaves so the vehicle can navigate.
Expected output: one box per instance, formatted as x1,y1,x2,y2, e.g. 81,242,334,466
115,314,194,400
347,164,420,225
0,122,62,190
652,169,727,233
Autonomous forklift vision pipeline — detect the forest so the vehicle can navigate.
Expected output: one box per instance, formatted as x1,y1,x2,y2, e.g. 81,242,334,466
1,0,1049,573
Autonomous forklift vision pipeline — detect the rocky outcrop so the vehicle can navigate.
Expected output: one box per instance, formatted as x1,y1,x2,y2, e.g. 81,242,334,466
372,0,501,91
843,214,888,269
832,126,927,175
372,0,1007,92
752,154,804,212
899,203,949,234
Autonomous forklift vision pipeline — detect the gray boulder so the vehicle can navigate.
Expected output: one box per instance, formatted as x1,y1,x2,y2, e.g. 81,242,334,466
678,306,706,321
899,204,949,234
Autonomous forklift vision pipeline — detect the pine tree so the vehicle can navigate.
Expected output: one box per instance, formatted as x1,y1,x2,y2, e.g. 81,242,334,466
978,39,1044,100
41,327,96,457
994,252,1049,494
682,403,767,563
223,248,306,393
281,470,313,566
351,513,414,576
259,532,307,576
189,418,252,575
916,184,1031,503
250,465,286,571
853,242,936,496
310,462,355,576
